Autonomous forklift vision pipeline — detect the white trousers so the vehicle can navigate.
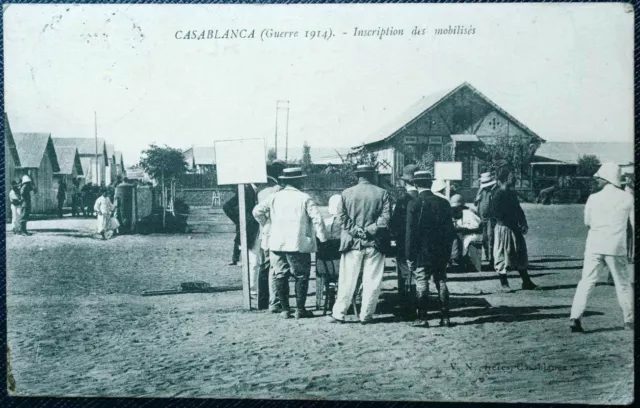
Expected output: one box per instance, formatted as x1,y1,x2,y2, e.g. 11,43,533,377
570,253,634,324
332,247,385,321
240,239,262,292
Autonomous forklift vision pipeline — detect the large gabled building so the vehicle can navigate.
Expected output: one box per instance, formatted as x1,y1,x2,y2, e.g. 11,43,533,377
358,82,545,193
52,138,109,186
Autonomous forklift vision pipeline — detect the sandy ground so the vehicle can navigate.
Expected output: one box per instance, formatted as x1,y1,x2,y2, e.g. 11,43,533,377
6,205,634,403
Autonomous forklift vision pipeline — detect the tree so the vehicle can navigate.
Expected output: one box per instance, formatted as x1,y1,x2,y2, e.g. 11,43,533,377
478,134,541,176
139,144,188,181
139,144,188,228
267,148,277,164
301,141,313,172
576,154,601,176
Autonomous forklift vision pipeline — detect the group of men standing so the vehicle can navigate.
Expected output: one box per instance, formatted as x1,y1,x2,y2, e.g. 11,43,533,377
9,175,36,235
223,159,634,331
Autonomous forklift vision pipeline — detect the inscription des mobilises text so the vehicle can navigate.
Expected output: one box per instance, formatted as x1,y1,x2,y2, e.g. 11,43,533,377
174,25,476,41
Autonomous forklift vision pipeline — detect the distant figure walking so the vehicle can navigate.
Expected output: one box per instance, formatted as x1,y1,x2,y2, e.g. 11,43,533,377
94,188,120,240
71,179,81,217
569,163,634,332
253,167,327,319
9,180,23,235
474,172,498,268
329,164,391,324
491,167,538,291
19,175,36,235
57,179,67,218
81,182,93,217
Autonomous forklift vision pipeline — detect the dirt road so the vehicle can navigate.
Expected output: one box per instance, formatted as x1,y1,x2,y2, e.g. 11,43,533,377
6,205,634,403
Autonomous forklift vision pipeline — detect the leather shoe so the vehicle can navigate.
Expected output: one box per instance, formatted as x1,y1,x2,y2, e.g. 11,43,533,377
570,318,584,333
296,309,314,319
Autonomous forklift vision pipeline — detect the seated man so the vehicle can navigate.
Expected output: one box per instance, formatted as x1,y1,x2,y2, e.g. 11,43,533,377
450,194,483,270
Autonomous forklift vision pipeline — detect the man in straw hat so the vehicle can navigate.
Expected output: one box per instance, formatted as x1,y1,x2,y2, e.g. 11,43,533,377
328,164,391,324
569,163,634,332
405,171,455,327
389,164,419,316
474,172,498,269
491,166,538,291
19,174,36,235
256,160,286,312
253,167,327,319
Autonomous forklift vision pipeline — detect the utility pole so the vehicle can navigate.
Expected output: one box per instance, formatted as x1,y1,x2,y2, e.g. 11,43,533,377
275,100,290,162
94,111,99,185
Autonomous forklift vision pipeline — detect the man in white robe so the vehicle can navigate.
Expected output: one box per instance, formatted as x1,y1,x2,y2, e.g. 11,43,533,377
94,189,120,240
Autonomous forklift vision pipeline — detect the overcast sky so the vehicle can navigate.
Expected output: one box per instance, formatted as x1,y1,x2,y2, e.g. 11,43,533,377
4,3,633,165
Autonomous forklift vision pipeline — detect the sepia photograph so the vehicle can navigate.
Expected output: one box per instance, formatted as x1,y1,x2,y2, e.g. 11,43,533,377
3,2,635,404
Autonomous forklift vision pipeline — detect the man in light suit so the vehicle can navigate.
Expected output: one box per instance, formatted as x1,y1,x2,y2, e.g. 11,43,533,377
570,163,634,332
329,164,391,324
256,160,286,312
253,167,328,319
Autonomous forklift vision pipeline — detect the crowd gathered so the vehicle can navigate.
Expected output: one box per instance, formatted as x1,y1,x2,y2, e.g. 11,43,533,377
224,160,634,331
8,175,132,240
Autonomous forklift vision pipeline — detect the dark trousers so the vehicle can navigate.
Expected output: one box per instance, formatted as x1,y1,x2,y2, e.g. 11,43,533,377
270,251,311,312
481,219,495,265
57,198,65,218
71,196,80,217
20,203,31,233
231,241,241,263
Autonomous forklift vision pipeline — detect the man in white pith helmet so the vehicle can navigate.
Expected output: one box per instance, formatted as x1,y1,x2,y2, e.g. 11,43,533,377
569,163,634,332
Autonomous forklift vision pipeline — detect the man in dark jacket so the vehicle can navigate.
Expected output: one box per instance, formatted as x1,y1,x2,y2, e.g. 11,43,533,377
389,164,418,316
406,171,455,327
57,179,67,218
223,184,260,292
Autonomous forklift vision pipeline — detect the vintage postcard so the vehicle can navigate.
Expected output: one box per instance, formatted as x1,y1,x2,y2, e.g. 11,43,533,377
3,2,634,403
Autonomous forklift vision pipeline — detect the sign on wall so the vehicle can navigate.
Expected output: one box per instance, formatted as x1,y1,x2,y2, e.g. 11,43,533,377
215,138,267,185
434,161,462,180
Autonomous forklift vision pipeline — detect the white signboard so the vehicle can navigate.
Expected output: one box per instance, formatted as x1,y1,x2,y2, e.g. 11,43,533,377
434,161,463,181
215,138,267,185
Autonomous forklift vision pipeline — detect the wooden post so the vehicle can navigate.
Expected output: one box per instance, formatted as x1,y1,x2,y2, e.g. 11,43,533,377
445,180,451,200
238,184,252,310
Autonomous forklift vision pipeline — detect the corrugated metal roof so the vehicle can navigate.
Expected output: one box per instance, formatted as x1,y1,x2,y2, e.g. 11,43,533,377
13,133,60,171
4,112,20,166
535,142,634,165
362,82,543,147
106,144,116,160
53,137,107,157
55,146,83,175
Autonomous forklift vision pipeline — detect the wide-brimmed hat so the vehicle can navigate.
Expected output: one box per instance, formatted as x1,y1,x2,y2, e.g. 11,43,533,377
271,159,286,168
400,164,418,182
431,178,447,193
279,167,307,180
450,194,465,208
21,175,32,184
594,163,621,188
479,172,496,188
355,164,376,175
413,171,432,182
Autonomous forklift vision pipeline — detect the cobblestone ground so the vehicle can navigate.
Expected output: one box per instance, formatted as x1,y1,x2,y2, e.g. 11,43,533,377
5,205,634,403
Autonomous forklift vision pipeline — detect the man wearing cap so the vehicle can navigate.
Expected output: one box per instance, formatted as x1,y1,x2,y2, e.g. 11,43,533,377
491,167,538,291
253,167,328,319
329,164,391,324
256,160,286,312
474,172,498,269
405,171,455,327
19,175,36,235
450,194,483,269
390,164,419,316
569,163,634,332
